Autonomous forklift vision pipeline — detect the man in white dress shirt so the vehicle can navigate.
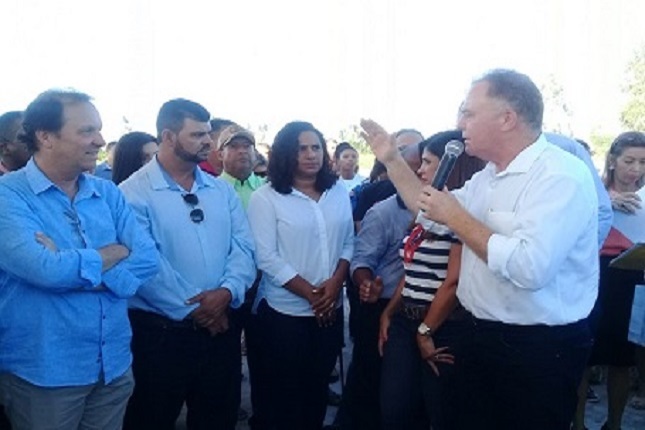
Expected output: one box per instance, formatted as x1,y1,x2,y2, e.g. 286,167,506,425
362,69,598,430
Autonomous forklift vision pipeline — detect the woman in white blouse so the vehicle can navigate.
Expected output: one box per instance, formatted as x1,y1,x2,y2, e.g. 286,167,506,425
247,121,354,430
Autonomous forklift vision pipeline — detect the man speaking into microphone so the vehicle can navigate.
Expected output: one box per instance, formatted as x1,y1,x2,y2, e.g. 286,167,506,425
362,69,598,430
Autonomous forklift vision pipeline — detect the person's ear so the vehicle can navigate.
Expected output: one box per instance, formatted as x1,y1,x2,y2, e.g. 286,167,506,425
499,108,518,132
35,130,54,150
161,129,175,145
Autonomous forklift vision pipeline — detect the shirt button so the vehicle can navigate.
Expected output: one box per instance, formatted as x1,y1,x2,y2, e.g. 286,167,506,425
102,341,106,345
102,315,106,320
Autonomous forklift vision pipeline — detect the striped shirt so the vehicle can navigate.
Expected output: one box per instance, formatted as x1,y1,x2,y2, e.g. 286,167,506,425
400,230,459,306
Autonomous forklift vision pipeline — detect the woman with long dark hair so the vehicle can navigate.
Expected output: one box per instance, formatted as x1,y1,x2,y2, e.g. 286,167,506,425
378,130,485,430
574,131,645,430
111,132,158,185
247,121,353,430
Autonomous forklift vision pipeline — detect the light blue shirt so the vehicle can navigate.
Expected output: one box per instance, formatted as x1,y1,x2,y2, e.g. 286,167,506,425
93,161,112,180
545,132,613,247
248,181,354,316
119,157,256,320
0,159,158,386
350,195,412,298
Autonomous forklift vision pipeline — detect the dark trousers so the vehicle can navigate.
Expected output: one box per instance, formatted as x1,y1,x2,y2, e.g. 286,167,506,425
0,406,10,430
336,299,389,430
123,310,241,430
380,314,464,430
455,315,592,430
252,300,342,430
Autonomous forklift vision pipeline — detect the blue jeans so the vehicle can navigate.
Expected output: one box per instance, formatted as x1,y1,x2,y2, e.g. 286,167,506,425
455,315,592,430
0,369,133,430
123,310,241,430
251,300,342,430
380,313,464,430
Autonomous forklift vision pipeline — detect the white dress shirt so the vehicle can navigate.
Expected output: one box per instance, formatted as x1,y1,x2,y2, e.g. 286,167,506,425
247,181,354,316
453,134,599,325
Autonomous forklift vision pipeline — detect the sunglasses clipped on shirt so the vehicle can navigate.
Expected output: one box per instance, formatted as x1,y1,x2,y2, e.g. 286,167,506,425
182,193,204,223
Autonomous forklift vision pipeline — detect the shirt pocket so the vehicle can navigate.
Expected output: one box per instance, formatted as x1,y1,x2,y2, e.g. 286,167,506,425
486,210,516,236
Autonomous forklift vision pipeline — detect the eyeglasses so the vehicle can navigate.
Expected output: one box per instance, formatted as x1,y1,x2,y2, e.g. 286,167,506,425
182,193,204,223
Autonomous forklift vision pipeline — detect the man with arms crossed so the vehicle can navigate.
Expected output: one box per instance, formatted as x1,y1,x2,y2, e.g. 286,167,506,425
0,90,158,429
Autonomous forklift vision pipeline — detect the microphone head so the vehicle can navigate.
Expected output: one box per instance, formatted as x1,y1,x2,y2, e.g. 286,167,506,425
445,140,465,157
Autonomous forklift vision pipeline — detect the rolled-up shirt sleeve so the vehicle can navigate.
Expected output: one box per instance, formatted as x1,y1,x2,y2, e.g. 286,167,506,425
487,170,597,290
0,184,103,291
101,188,159,299
350,207,385,275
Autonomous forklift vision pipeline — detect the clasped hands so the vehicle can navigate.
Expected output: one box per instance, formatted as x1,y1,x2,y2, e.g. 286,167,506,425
610,189,642,214
308,277,343,327
186,289,232,336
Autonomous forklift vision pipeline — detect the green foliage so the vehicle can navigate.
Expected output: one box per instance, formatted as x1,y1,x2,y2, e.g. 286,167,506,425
540,74,574,136
337,124,370,153
335,124,374,176
621,45,645,131
588,130,614,168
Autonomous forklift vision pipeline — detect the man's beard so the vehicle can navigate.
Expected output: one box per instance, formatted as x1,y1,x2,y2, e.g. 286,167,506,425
174,139,208,164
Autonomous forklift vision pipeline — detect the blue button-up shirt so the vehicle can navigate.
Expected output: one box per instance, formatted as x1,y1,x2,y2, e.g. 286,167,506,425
0,159,158,387
350,195,412,298
545,133,613,247
119,157,256,320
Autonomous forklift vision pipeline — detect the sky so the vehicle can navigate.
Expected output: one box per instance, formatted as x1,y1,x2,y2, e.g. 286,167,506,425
1,0,644,144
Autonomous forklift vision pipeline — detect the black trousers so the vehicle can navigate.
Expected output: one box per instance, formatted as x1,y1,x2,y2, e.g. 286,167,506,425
0,406,10,430
455,314,592,430
336,298,389,430
123,310,241,430
251,300,342,430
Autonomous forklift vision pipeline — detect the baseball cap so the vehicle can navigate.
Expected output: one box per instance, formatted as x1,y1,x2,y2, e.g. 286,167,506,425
217,125,255,150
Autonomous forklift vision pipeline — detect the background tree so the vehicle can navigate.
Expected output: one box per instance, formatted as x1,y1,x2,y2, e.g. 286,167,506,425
335,124,373,173
540,74,574,136
620,44,645,131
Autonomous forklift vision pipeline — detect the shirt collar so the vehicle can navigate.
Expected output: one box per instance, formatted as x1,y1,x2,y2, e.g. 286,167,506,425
496,133,548,176
147,156,212,192
25,158,102,199
220,171,262,188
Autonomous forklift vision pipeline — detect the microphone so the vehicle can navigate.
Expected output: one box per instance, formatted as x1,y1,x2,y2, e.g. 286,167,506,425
430,140,465,190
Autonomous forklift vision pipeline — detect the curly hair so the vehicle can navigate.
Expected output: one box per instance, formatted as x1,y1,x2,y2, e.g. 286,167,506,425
268,121,337,194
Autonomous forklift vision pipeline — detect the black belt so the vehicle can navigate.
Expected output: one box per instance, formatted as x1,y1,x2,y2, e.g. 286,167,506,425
129,309,203,331
399,302,428,321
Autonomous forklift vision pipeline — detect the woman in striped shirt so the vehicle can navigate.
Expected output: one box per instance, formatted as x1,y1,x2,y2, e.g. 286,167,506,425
378,130,485,430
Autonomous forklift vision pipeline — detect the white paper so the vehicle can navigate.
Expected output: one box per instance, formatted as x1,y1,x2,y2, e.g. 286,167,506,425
629,284,645,346
612,186,645,244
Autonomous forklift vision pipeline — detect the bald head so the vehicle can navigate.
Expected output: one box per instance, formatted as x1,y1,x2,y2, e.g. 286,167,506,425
395,129,424,148
400,143,421,173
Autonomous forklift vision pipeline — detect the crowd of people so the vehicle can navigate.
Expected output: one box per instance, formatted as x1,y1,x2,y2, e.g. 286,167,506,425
0,68,644,430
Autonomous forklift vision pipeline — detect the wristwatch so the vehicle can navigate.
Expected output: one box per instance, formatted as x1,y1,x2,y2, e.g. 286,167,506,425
417,322,434,337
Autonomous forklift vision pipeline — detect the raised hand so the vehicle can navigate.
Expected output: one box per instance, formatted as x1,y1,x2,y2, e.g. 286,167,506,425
360,119,399,164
